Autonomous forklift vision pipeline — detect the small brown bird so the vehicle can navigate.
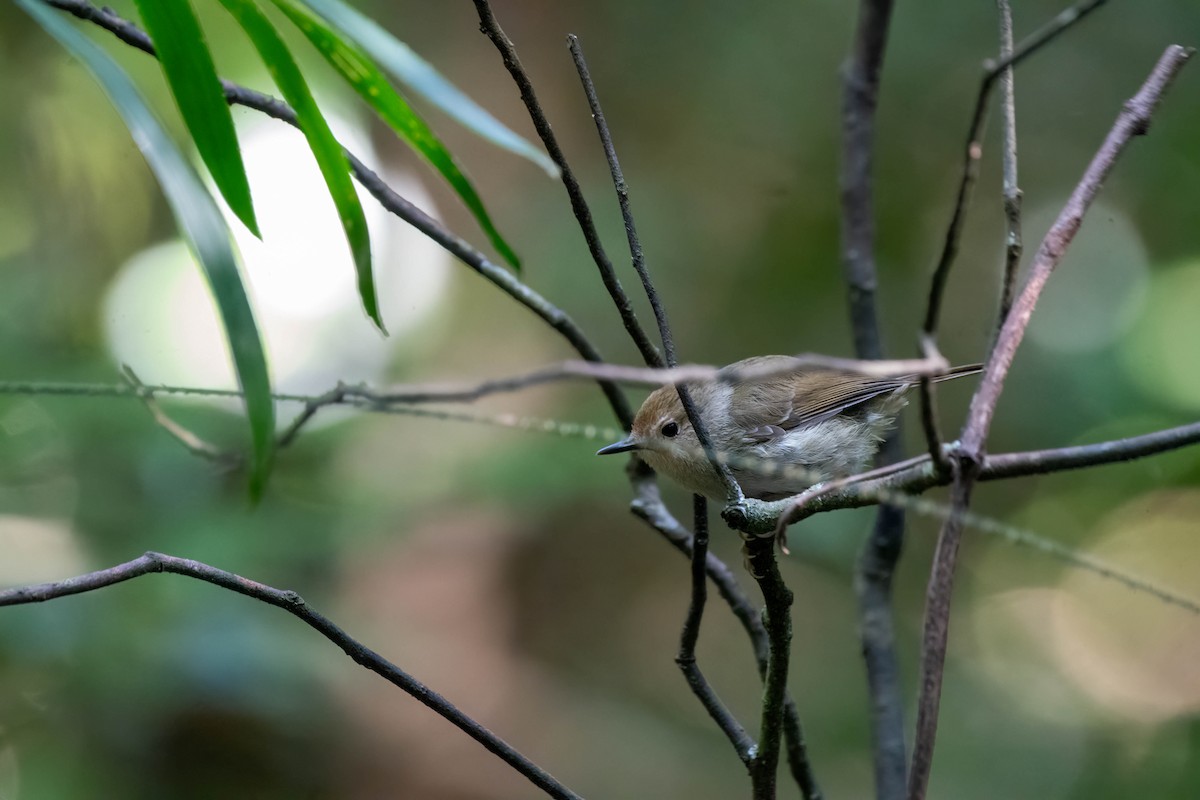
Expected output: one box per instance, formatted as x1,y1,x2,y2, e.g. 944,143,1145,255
598,355,981,500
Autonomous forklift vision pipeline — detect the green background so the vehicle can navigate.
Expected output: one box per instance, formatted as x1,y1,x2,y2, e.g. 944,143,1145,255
1,0,1199,797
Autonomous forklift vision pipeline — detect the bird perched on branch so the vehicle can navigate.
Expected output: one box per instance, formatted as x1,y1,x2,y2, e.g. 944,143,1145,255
598,355,981,500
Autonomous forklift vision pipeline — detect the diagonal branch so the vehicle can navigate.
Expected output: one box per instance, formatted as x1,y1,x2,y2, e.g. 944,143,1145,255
565,34,743,507
470,0,663,369
921,0,1109,339
907,44,1194,800
0,552,583,800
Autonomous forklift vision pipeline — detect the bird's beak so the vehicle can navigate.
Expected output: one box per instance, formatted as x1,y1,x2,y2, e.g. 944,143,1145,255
596,436,641,456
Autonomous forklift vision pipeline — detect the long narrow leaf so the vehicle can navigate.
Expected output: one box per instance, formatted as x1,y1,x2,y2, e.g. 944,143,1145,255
18,0,275,497
270,0,520,271
217,0,383,332
298,0,558,179
132,0,260,237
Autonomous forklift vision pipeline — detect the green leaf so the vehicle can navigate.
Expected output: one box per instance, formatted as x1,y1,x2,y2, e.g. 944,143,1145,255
132,0,261,237
269,0,520,271
17,0,275,497
298,0,559,179
217,0,383,332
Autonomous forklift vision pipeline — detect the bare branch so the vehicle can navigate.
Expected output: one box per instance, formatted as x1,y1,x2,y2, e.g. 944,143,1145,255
676,495,757,763
839,1,907,795
122,365,233,463
565,34,744,504
922,0,1110,338
961,44,1193,460
908,45,1194,800
917,335,950,475
629,471,822,798
567,35,674,366
0,552,583,800
840,0,895,364
745,537,795,799
995,0,1023,333
470,0,663,368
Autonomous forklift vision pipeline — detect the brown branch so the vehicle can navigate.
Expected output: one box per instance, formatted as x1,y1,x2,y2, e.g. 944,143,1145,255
907,45,1194,800
0,552,582,800
274,352,950,450
921,0,1109,339
121,365,233,463
470,0,663,368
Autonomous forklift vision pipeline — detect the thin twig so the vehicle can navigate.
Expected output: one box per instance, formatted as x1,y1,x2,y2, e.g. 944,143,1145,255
921,0,1109,338
121,365,232,462
3,381,1197,494
839,1,907,796
995,0,1023,333
917,335,950,475
0,552,582,800
567,35,673,366
962,45,1193,461
563,34,746,507
907,45,1194,800
628,471,822,798
44,0,635,429
720,419,1200,533
773,453,931,537
470,0,663,368
676,495,757,763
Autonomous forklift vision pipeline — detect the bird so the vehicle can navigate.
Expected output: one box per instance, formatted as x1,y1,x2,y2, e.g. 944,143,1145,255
597,355,982,500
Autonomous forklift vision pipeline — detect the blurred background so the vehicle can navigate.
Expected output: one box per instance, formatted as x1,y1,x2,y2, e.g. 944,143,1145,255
1,0,1199,797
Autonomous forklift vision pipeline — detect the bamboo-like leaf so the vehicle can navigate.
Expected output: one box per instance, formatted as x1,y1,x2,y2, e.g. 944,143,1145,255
217,0,383,332
298,0,559,179
269,0,520,271
132,0,261,237
17,0,275,497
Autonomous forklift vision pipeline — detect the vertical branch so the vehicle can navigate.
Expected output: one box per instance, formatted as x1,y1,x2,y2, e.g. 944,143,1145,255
995,0,1023,332
676,495,757,763
839,2,909,798
922,0,1109,339
471,0,664,369
746,537,795,800
907,46,1193,800
840,0,895,363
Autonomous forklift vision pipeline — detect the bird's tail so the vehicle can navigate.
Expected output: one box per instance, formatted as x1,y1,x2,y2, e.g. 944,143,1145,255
931,363,985,383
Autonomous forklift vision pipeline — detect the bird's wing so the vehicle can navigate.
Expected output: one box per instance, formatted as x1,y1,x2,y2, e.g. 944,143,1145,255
725,358,909,444
723,356,982,444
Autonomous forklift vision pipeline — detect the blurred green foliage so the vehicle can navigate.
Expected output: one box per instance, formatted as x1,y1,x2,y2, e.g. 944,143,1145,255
1,1,1199,798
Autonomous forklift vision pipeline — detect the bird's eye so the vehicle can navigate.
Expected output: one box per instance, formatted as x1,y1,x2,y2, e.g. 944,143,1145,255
661,421,679,438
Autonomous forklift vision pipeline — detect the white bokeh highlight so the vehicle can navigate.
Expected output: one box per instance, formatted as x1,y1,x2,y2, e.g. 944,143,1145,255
104,113,454,412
